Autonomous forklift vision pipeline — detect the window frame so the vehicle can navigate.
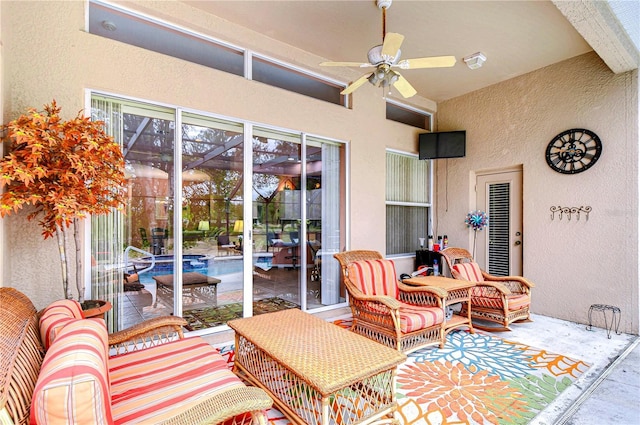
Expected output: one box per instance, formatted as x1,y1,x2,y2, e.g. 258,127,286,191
385,149,433,257
88,1,347,106
386,99,433,131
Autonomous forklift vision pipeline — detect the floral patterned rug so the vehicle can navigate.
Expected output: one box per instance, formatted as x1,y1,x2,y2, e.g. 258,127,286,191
217,318,590,425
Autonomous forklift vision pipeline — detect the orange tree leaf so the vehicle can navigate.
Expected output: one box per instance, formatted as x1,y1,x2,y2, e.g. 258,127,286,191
1,100,126,236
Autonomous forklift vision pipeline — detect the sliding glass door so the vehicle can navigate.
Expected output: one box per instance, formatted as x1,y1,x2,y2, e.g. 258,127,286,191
251,129,303,308
179,113,245,330
90,94,346,333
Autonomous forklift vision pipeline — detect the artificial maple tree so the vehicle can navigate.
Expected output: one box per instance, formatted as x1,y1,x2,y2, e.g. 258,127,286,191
0,100,126,302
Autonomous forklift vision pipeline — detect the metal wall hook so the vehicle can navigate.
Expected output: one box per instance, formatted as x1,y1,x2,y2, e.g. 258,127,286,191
550,205,591,221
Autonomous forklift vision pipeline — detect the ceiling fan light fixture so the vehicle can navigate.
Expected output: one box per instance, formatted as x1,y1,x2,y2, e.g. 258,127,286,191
463,52,487,70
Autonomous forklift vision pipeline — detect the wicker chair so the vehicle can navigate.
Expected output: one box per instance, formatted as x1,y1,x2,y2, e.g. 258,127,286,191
440,247,535,331
334,250,447,353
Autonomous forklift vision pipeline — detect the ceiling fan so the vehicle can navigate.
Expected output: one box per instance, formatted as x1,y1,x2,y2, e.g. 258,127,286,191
320,0,456,98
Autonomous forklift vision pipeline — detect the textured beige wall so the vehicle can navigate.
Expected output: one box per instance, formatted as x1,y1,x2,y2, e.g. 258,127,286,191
2,1,638,335
0,1,423,309
436,52,639,334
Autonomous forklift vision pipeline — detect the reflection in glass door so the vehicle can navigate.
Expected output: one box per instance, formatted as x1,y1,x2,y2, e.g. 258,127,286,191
180,113,245,329
252,129,302,308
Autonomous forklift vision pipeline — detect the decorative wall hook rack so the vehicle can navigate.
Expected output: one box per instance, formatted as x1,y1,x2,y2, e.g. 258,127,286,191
550,206,592,221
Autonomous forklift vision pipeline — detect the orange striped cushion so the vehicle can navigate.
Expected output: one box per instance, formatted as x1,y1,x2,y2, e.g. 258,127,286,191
347,259,399,298
471,294,503,309
39,299,85,350
31,319,112,425
470,291,529,311
398,303,444,333
452,262,484,282
109,337,247,424
506,293,530,311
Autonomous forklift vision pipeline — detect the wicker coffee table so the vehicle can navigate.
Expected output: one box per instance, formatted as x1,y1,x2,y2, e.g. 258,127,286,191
228,309,406,425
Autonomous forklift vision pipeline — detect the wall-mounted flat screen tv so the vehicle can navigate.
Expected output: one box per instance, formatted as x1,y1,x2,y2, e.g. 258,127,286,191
419,130,466,160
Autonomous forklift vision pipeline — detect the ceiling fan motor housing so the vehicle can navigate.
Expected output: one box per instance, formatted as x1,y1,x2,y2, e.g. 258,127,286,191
368,45,401,66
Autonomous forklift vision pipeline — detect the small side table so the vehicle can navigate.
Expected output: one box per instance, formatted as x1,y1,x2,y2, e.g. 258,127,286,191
403,275,475,347
587,304,621,339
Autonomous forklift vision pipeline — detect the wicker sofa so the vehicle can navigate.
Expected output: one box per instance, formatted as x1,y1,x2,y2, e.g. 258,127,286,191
0,287,272,425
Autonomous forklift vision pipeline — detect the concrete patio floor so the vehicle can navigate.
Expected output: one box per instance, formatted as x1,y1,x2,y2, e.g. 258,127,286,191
204,310,640,424
488,314,640,425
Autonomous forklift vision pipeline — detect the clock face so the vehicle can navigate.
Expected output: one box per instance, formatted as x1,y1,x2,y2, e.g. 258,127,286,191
546,128,602,174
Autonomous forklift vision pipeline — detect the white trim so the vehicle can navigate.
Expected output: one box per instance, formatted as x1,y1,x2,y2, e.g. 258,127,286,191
174,109,184,315
386,147,419,158
300,134,308,311
387,201,432,208
242,123,253,318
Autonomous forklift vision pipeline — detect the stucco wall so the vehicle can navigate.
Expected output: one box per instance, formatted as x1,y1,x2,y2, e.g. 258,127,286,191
436,52,639,334
0,1,423,309
2,1,638,336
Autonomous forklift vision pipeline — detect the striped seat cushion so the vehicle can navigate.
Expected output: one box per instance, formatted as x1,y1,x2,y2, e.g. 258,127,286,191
39,299,85,350
347,259,399,298
506,293,530,311
471,292,530,311
452,262,484,282
398,303,445,333
109,337,247,425
31,319,112,425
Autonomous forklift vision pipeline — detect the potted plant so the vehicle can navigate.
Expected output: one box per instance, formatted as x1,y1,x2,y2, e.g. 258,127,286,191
0,100,126,311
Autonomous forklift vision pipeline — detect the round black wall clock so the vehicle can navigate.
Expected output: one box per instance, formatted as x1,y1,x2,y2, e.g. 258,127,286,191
545,128,602,174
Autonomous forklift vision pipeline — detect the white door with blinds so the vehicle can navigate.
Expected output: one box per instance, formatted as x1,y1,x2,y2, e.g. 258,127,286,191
475,168,523,276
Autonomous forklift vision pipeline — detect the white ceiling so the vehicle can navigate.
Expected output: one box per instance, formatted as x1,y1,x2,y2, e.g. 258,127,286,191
183,0,638,102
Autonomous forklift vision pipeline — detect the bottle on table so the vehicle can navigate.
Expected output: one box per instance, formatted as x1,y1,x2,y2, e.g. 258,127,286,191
433,259,439,276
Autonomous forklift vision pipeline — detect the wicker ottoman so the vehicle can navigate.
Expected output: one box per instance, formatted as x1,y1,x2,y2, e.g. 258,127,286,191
152,272,220,308
228,309,406,425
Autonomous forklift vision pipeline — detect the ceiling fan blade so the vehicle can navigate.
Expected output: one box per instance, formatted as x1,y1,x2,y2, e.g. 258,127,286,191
381,32,404,59
395,56,457,69
341,73,373,95
392,74,417,98
320,61,374,68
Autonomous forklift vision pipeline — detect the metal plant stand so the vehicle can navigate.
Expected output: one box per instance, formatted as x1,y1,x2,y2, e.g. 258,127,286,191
587,304,621,339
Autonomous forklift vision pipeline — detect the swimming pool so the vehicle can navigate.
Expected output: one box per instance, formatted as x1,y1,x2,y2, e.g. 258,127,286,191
133,255,244,283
